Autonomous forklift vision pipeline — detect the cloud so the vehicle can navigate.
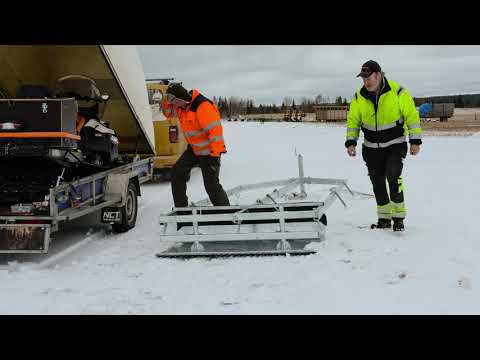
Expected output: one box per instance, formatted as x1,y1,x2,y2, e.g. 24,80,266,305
138,45,480,104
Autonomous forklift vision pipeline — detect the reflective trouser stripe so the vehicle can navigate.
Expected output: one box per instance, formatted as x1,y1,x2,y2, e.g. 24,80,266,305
377,201,406,219
397,177,404,194
377,203,392,220
391,201,406,218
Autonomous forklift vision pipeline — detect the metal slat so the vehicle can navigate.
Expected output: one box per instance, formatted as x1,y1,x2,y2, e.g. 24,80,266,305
178,199,320,212
159,209,324,224
156,249,317,258
161,231,322,243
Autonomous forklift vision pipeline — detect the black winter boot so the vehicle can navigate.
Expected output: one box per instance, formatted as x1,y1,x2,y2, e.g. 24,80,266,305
370,218,392,229
392,218,405,232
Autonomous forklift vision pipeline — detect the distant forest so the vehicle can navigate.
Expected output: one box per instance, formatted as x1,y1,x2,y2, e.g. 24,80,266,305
414,94,480,108
212,94,347,118
209,93,480,118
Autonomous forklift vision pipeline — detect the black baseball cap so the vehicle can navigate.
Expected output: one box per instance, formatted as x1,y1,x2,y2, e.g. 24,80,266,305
357,60,382,78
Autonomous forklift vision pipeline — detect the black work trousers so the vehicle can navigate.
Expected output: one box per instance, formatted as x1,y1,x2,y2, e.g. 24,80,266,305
361,142,407,207
171,146,230,207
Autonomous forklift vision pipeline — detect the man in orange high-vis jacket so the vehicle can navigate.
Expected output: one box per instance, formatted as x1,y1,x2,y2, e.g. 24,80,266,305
162,82,230,207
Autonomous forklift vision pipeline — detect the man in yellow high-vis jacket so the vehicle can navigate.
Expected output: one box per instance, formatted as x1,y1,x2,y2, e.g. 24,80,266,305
346,60,422,231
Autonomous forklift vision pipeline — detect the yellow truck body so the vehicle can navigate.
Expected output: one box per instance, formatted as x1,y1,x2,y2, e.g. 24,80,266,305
147,82,187,181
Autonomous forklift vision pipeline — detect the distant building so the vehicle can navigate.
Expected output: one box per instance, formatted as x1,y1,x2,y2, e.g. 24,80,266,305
313,104,349,122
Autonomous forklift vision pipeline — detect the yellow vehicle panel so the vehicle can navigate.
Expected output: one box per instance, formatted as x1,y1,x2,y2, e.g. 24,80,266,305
147,81,187,179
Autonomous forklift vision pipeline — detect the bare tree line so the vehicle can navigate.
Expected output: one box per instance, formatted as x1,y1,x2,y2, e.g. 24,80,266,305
212,95,349,117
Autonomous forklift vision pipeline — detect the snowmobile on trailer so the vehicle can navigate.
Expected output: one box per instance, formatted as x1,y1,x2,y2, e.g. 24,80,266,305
0,75,122,207
0,75,120,168
0,45,157,254
156,155,360,258
55,75,121,168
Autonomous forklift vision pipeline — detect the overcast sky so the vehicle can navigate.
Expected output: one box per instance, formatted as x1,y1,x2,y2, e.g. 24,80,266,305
138,45,480,105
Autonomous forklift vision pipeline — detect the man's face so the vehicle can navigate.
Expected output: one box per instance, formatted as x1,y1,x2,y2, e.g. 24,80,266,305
172,97,190,109
362,72,382,92
166,93,190,109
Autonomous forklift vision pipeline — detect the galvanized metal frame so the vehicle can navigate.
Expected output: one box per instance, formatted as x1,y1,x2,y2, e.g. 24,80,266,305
158,155,354,256
159,202,327,254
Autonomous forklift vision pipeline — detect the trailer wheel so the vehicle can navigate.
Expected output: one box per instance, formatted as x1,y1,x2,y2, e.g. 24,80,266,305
112,181,138,233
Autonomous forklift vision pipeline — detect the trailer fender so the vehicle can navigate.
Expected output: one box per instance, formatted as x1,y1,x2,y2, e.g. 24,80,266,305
130,176,141,197
105,172,139,207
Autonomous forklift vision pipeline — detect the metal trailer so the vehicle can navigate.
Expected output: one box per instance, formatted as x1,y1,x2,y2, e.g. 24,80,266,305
156,155,357,258
0,158,153,254
418,103,455,122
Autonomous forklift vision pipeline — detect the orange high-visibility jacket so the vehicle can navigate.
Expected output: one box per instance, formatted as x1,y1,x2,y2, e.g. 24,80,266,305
162,89,226,157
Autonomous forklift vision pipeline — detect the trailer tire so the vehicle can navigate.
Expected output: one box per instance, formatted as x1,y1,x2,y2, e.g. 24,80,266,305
112,181,138,233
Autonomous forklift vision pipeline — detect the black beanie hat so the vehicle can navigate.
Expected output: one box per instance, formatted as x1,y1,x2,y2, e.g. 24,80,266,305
166,82,192,102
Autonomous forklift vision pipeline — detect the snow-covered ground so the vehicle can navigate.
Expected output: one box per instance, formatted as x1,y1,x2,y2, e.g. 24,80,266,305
1,122,479,314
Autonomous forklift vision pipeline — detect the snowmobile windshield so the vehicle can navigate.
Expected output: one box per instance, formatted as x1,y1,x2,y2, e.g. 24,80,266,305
56,75,109,118
57,75,101,100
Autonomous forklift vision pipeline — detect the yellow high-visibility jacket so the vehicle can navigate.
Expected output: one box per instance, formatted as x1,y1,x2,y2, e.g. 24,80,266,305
345,77,422,148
